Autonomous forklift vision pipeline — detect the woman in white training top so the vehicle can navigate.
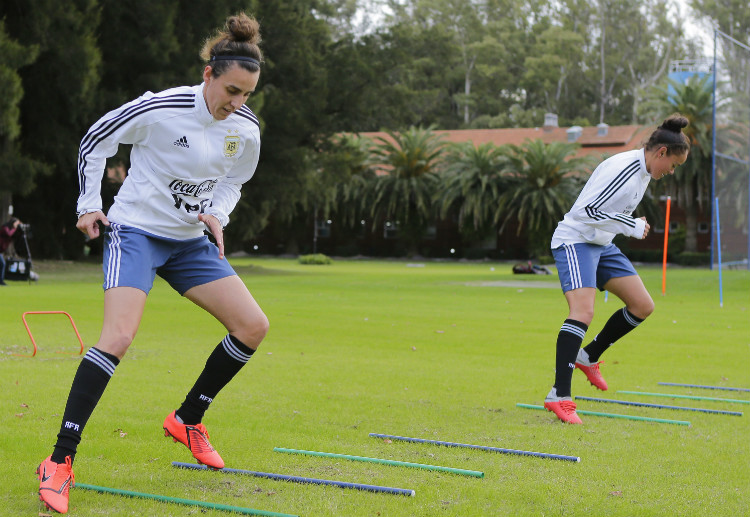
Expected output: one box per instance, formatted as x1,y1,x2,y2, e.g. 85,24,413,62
38,12,266,514
543,114,690,424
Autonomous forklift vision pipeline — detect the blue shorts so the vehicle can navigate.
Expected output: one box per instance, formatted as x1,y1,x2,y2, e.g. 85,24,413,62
102,223,236,295
552,243,637,293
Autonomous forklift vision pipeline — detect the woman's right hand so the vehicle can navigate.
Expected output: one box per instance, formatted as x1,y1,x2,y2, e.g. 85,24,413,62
640,216,650,239
77,211,110,239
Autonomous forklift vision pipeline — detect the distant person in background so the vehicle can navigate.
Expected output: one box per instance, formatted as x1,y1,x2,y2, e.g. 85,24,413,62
0,217,23,285
543,115,691,424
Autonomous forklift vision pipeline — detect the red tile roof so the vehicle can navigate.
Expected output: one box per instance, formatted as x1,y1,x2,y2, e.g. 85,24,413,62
357,124,655,160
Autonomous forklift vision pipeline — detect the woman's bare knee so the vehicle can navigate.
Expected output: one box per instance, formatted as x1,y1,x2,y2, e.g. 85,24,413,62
233,312,269,349
96,331,135,359
629,297,654,320
569,308,594,326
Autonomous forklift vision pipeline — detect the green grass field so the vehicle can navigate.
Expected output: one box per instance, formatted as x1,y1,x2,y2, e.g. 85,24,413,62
1,258,748,516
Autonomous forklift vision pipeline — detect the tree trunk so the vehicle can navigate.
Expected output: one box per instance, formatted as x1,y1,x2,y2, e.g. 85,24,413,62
463,55,476,125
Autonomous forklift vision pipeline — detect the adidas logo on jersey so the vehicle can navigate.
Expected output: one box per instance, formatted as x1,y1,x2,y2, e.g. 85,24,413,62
174,136,189,148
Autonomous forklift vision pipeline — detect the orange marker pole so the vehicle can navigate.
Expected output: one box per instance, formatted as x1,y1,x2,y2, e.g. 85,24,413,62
661,196,671,296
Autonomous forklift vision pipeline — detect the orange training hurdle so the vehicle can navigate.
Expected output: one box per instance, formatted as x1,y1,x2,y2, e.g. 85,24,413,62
21,311,85,357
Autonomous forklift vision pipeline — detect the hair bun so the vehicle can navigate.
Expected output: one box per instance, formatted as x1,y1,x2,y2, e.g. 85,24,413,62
226,13,261,45
200,12,262,66
660,115,689,133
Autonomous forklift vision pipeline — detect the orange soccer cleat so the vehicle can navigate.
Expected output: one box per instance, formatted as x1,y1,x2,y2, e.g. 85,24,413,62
544,388,583,424
37,455,75,514
163,411,224,469
575,359,609,391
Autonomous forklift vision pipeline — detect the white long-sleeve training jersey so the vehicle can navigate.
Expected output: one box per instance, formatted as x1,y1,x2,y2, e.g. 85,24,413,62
551,148,650,249
76,83,261,240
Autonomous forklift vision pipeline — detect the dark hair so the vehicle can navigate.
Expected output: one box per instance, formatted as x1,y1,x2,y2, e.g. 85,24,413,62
201,12,262,77
645,114,690,155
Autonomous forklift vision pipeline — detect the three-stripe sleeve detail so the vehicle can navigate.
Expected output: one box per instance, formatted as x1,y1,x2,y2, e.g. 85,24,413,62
584,160,640,227
78,93,195,197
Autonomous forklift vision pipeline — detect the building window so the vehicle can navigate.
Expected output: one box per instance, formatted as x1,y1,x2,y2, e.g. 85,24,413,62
698,222,709,234
669,221,679,232
425,225,437,240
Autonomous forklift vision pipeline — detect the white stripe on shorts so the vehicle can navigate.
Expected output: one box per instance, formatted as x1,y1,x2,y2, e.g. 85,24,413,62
560,322,587,340
105,223,122,289
564,244,582,290
221,335,253,363
84,348,117,376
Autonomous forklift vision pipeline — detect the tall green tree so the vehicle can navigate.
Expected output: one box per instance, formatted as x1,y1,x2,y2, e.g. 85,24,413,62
322,31,416,132
96,0,182,110
522,26,586,116
373,18,462,128
0,21,50,224
2,0,101,258
217,1,336,253
367,126,446,256
380,0,527,129
621,0,693,123
594,0,642,123
690,0,750,45
495,139,590,257
410,0,506,125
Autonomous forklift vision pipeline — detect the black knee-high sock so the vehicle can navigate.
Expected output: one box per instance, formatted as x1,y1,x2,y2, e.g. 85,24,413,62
583,307,644,362
553,319,588,398
176,335,255,425
52,348,120,464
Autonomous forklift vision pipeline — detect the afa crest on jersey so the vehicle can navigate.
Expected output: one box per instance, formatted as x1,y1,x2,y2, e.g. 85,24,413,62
223,135,240,157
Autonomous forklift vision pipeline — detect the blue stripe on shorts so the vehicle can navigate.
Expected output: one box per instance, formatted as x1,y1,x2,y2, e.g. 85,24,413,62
552,242,637,293
102,223,236,295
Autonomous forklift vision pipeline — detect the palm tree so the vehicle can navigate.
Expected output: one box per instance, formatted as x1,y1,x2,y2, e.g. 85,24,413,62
643,75,713,252
303,133,377,253
318,133,376,228
367,126,447,257
436,141,509,242
494,139,592,257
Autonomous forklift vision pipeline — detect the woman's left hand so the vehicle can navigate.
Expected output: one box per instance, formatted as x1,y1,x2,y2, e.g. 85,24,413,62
199,213,225,259
639,216,650,239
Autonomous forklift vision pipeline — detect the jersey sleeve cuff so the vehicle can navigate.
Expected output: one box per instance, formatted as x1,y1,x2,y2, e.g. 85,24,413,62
77,208,102,218
632,218,647,239
204,208,229,228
